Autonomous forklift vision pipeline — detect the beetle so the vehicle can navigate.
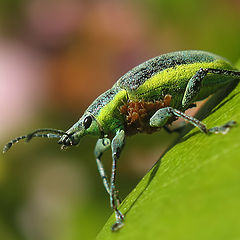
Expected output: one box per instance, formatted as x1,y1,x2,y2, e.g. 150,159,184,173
3,50,240,231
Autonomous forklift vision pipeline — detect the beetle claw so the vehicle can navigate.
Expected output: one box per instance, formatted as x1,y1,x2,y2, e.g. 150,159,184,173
111,221,124,232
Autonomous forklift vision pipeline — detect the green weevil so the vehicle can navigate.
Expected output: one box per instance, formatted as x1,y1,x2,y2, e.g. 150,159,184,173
3,50,240,231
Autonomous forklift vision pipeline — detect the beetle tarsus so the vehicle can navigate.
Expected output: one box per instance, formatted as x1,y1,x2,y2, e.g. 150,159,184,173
208,120,237,134
111,220,124,232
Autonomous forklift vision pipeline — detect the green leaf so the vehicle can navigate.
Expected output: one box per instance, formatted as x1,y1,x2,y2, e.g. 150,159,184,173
97,80,240,240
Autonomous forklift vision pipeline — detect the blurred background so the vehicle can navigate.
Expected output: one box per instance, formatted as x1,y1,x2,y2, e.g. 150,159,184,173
0,0,239,239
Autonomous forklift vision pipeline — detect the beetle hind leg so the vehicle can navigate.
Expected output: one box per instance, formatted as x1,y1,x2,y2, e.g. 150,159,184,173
182,68,240,109
208,120,237,134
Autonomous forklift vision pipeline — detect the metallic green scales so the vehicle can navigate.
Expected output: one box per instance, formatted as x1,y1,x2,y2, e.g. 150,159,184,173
114,50,235,108
89,51,224,116
116,50,228,91
86,87,127,136
86,87,123,116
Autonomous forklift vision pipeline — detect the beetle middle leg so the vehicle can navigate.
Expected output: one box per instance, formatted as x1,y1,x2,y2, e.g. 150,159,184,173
150,107,236,134
182,68,240,109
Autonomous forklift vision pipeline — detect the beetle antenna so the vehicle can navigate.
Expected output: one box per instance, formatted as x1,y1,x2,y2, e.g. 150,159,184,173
3,128,71,153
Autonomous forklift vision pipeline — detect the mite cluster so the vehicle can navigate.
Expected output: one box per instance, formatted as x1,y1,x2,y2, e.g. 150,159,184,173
120,95,172,135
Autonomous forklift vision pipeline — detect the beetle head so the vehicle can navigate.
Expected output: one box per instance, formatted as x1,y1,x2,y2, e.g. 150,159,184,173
58,113,102,148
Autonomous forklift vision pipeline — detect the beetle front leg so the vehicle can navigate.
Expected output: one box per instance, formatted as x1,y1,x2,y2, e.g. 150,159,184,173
94,138,111,195
94,138,122,207
150,107,236,134
110,129,125,231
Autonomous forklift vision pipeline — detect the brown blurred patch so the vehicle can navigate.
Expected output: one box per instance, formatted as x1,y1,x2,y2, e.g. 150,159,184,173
47,1,153,112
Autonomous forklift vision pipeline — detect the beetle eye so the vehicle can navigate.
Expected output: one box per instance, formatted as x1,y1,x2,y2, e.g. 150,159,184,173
83,116,92,129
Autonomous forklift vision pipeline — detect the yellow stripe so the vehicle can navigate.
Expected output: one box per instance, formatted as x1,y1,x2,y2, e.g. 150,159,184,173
97,89,127,132
131,59,234,99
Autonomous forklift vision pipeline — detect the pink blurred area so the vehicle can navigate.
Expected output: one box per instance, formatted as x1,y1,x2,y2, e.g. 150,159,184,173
24,0,86,47
0,40,47,137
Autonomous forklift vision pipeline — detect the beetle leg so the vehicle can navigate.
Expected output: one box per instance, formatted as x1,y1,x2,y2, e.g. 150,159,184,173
182,68,240,109
208,120,237,134
110,129,125,231
150,107,236,134
94,138,122,206
94,138,111,195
